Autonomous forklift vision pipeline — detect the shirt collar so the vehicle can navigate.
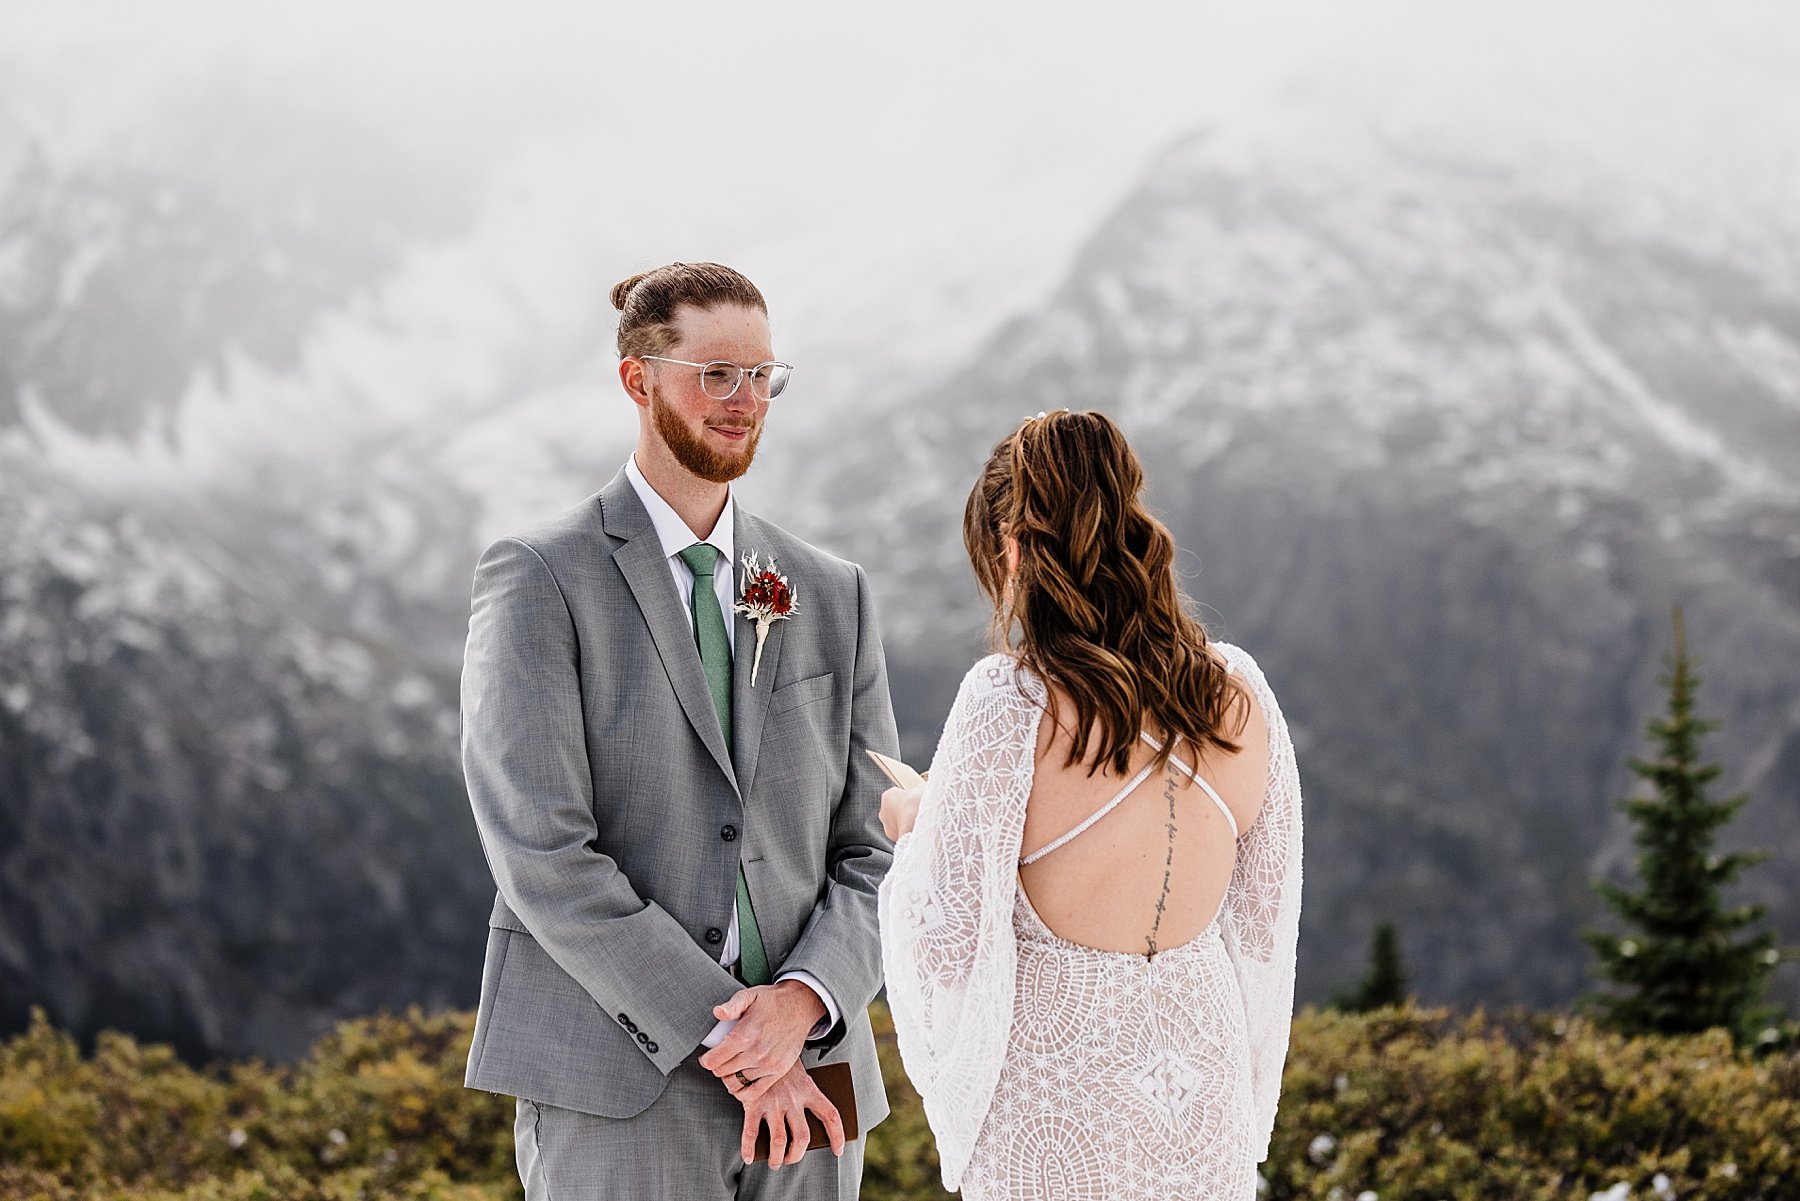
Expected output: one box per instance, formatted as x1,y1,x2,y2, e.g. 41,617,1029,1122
625,454,736,569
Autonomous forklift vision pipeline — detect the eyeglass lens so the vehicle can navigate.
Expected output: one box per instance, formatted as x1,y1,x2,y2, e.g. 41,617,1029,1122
698,362,791,401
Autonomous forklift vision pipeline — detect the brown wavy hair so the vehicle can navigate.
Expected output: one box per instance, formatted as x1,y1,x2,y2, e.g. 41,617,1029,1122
610,262,767,358
963,409,1248,775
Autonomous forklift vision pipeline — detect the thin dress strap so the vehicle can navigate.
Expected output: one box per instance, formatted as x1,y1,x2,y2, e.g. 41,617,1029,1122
1140,732,1239,840
1019,759,1157,866
1017,732,1239,866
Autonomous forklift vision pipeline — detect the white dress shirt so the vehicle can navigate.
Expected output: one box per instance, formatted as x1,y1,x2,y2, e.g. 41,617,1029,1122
623,456,840,1047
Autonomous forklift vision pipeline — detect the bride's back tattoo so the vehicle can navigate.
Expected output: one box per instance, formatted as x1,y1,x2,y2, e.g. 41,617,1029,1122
1146,767,1181,958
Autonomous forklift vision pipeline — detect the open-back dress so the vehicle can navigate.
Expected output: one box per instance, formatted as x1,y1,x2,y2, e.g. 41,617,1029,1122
879,646,1302,1200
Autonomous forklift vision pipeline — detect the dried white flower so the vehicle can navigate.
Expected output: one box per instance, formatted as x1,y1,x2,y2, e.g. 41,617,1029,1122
1308,1133,1338,1164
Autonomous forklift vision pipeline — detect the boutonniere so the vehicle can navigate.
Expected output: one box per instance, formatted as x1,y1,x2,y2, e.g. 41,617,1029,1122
733,551,799,685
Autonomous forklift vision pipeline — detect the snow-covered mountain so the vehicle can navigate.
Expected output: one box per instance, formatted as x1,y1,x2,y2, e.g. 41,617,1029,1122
3,46,1798,1057
794,103,1800,1010
0,65,1097,1057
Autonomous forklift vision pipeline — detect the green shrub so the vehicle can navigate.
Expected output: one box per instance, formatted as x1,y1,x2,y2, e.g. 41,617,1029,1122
0,1007,511,1199
1268,1006,1800,1200
3,1003,1797,1200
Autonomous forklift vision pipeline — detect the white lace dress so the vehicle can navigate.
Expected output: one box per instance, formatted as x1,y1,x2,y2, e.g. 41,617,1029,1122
879,646,1302,1200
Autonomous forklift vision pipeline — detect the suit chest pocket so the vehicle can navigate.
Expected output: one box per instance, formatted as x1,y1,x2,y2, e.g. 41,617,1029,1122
769,672,835,716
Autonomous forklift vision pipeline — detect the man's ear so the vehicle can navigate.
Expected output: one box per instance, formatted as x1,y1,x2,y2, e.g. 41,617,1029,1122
619,357,652,410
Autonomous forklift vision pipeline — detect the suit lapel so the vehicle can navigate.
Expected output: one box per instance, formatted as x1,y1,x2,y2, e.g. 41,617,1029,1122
602,474,740,794
729,512,785,800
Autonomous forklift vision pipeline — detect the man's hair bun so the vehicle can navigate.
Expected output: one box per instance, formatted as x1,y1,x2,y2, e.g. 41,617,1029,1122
610,272,652,312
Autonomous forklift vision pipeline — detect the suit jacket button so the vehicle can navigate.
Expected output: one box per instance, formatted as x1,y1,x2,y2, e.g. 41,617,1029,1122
617,1013,630,1026
646,1041,659,1054
636,1031,649,1044
705,927,723,944
721,824,738,842
625,1020,638,1033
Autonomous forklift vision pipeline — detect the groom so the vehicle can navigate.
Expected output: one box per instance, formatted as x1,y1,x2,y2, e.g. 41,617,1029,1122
460,261,896,1199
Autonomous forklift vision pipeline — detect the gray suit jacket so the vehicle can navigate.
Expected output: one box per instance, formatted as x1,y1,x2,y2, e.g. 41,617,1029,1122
460,469,897,1127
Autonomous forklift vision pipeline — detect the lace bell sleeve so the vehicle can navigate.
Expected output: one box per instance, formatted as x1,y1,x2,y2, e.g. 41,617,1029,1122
878,654,1042,1190
1216,645,1304,1163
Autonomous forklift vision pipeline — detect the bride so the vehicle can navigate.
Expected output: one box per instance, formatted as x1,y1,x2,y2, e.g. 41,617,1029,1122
877,410,1302,1200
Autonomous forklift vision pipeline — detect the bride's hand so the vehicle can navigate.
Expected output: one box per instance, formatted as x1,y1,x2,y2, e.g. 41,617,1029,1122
879,784,925,842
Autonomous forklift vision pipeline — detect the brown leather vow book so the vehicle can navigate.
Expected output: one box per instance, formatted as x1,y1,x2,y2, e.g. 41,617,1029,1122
750,1061,859,1161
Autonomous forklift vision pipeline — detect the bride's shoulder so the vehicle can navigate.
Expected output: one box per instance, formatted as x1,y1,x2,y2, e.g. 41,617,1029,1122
1211,640,1284,713
955,652,1048,709
1211,640,1260,678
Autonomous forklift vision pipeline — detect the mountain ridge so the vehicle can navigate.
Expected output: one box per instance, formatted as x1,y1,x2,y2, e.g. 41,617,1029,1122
787,118,1800,1010
3,88,1798,1058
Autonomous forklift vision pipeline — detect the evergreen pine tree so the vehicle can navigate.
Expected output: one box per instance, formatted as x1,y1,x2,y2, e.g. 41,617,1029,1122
1583,608,1784,1043
1334,921,1411,1012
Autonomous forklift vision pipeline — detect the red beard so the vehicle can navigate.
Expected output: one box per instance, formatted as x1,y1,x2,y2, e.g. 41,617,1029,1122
651,389,762,484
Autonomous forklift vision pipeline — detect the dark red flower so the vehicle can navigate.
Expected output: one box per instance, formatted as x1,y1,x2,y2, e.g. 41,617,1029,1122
737,559,798,625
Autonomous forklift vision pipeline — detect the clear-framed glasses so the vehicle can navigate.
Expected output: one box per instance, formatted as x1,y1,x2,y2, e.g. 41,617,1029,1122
638,356,794,401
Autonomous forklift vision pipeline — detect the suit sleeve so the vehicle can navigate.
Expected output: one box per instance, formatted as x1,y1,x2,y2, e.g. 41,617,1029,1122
461,536,739,1075
776,562,900,1051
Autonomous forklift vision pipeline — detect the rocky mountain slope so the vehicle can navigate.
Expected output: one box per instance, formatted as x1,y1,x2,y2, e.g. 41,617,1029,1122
0,66,1096,1058
0,448,491,1061
2,68,1797,1057
791,114,1800,1009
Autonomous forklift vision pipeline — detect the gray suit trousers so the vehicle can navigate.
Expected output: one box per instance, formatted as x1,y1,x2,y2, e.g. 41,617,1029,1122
514,1059,865,1201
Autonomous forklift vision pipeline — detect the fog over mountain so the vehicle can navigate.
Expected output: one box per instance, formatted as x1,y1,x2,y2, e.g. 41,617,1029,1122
2,2,1797,1058
793,97,1800,1009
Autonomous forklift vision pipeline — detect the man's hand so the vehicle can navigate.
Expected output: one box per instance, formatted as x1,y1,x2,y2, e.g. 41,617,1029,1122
698,980,827,1100
879,783,925,842
726,1059,844,1168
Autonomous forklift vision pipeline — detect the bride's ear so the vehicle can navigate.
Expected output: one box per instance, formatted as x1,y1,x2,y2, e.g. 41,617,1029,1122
1003,534,1021,580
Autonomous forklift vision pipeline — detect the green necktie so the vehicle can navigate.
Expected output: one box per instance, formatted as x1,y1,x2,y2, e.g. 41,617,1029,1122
677,543,771,987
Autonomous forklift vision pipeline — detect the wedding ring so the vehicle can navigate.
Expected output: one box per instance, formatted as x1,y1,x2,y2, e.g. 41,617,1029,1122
735,1070,752,1088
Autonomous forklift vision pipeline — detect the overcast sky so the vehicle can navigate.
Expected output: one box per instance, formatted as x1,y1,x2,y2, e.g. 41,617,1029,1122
8,0,1795,252
4,0,1797,441
5,1,1799,531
